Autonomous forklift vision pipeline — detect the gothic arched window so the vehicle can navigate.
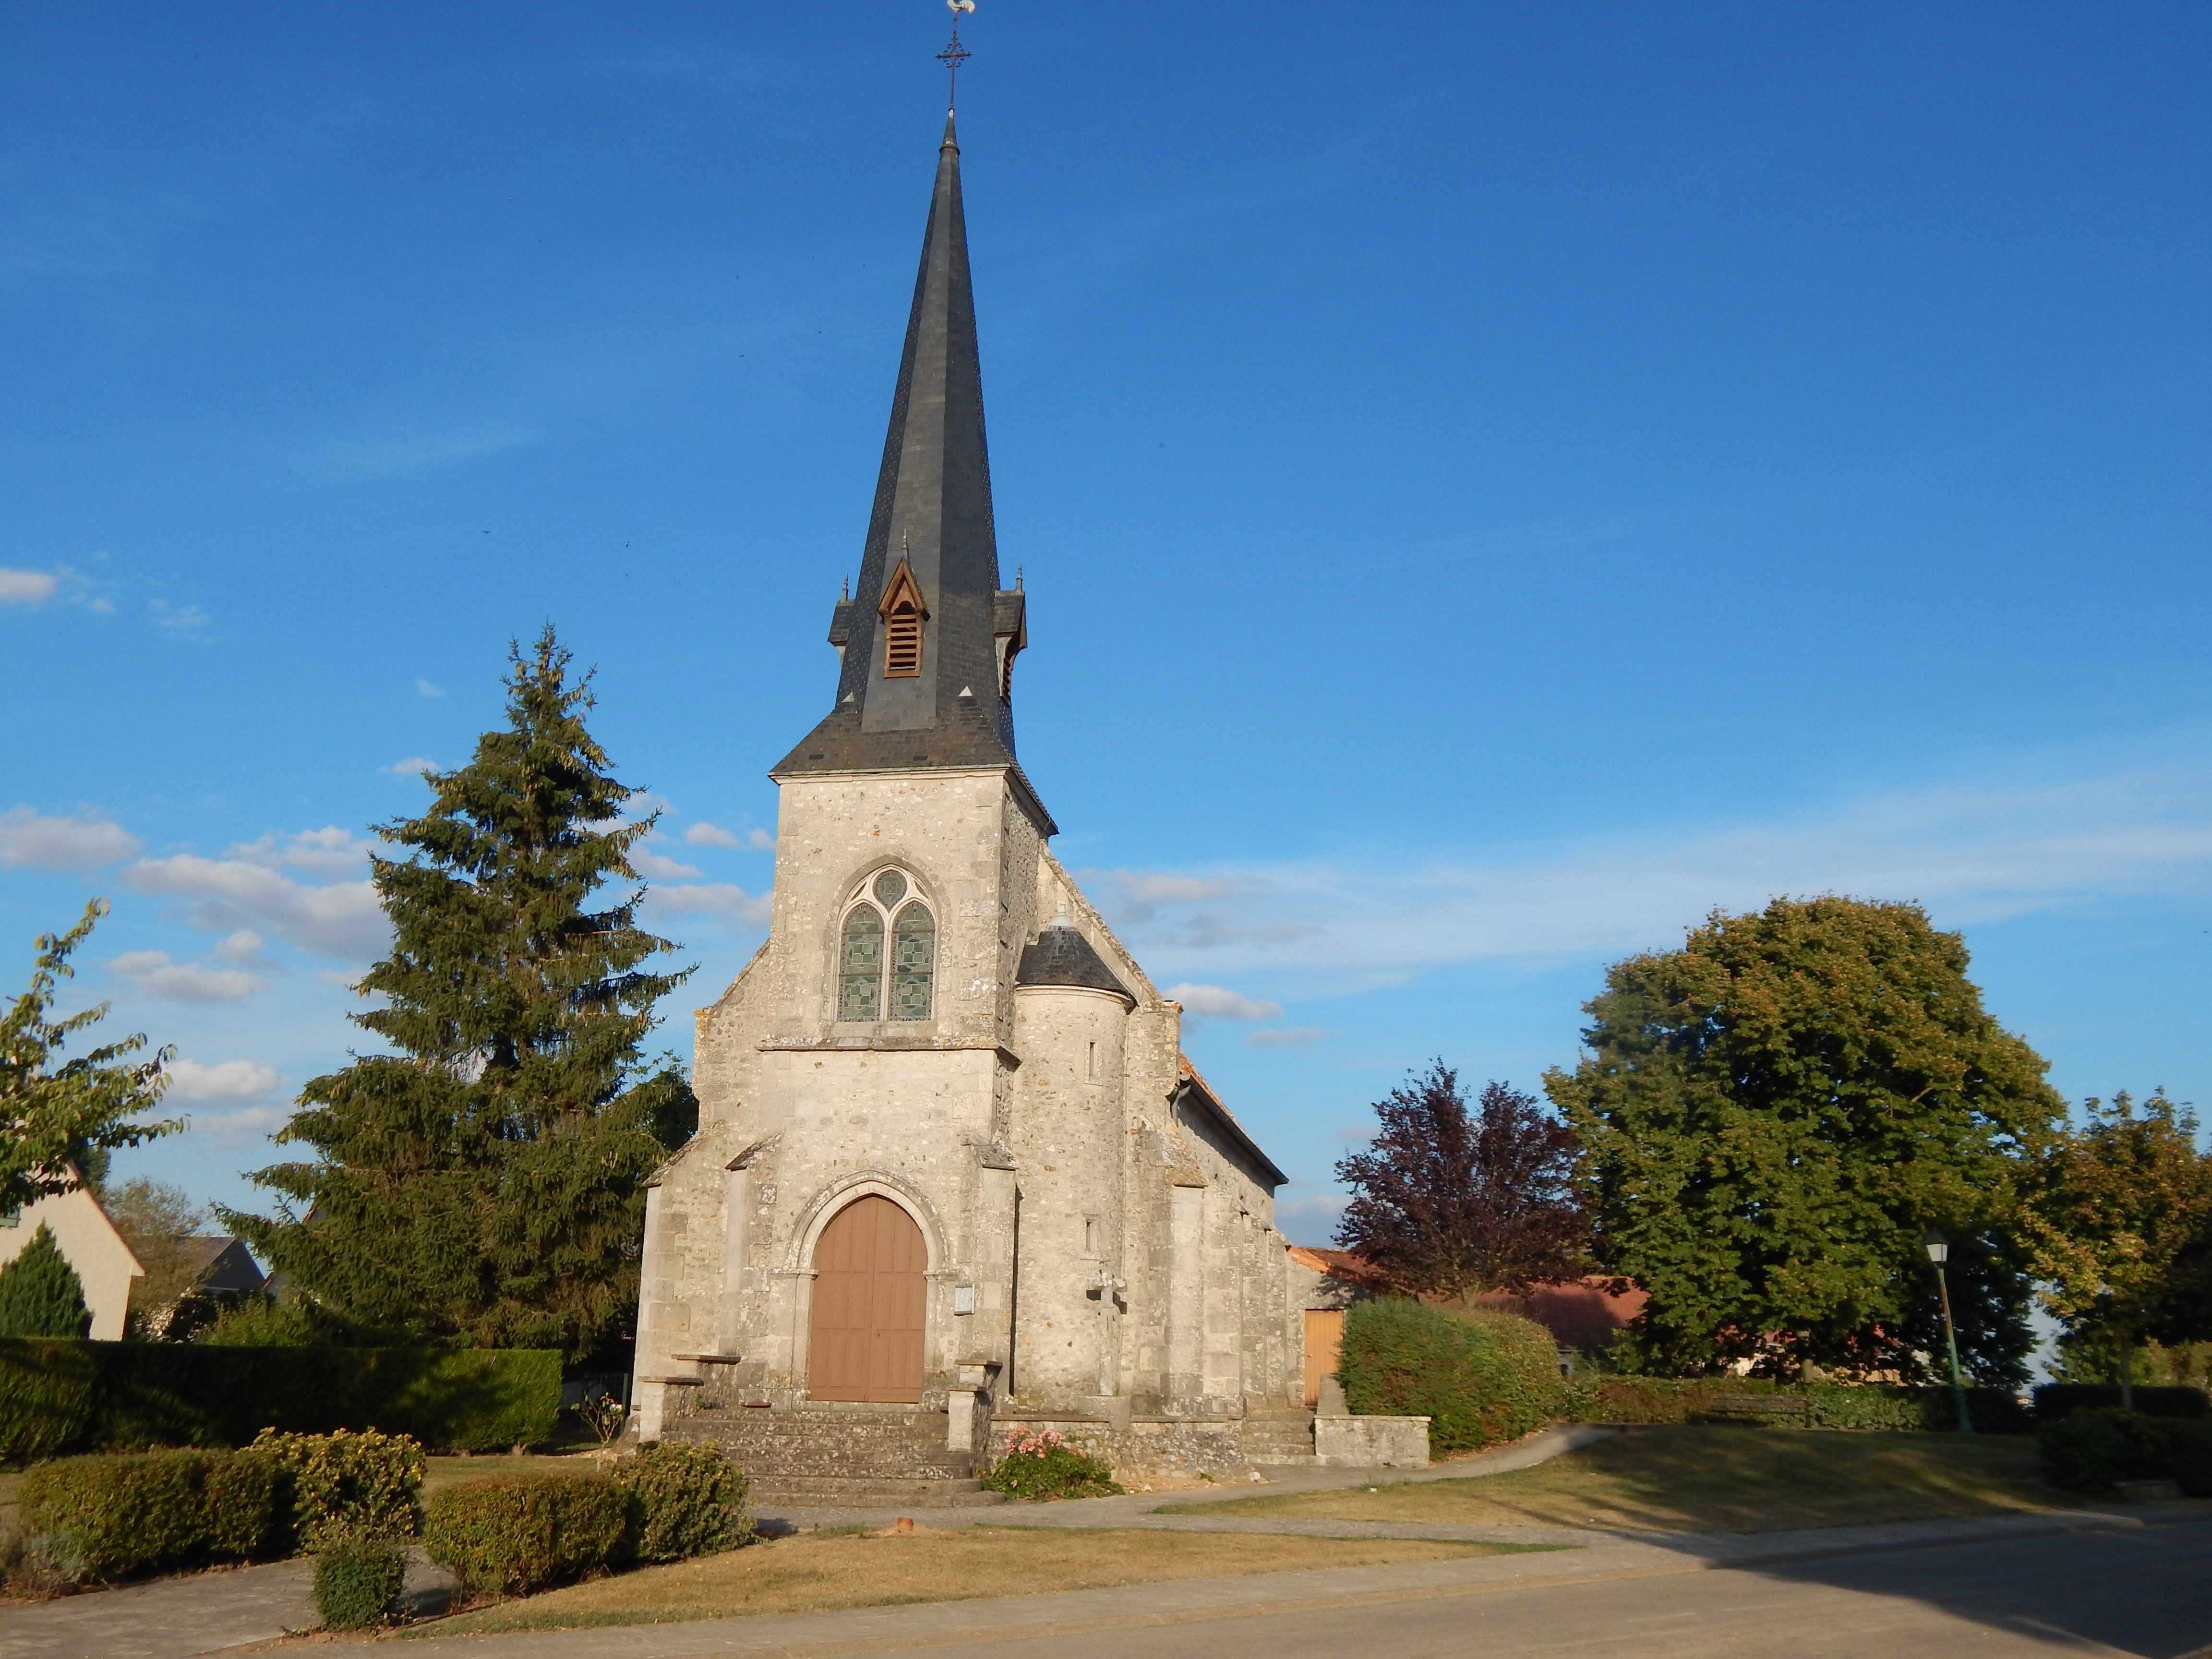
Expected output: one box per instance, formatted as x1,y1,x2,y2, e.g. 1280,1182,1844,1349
839,906,883,1021
836,870,935,1023
891,902,935,1020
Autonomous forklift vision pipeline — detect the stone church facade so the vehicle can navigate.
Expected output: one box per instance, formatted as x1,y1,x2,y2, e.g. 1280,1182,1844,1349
628,113,1318,1491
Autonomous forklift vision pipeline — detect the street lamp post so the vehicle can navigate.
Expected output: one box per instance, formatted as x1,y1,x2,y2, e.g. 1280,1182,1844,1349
1923,1228,1975,1434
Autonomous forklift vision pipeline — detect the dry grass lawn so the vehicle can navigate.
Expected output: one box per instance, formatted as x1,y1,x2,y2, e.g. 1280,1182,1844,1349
411,1525,1549,1637
1165,1427,2056,1534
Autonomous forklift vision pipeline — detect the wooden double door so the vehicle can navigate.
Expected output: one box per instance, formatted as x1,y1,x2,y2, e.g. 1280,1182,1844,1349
807,1195,927,1403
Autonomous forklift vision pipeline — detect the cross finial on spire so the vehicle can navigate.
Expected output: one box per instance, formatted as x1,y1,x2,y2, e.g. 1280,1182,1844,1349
938,0,974,115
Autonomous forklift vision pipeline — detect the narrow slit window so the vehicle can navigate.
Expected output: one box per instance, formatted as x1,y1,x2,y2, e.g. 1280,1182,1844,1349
839,906,883,1020
890,901,935,1020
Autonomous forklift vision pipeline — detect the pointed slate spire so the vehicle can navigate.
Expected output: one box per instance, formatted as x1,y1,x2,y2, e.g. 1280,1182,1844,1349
775,114,1044,827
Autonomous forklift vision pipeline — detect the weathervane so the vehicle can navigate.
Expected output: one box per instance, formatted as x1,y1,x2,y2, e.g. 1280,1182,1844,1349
938,0,974,113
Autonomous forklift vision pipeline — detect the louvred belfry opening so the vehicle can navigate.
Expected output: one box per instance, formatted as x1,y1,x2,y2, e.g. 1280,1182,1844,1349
879,559,927,678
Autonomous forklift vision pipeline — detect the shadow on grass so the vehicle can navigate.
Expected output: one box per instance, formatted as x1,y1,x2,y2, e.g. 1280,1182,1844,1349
1163,1426,2055,1534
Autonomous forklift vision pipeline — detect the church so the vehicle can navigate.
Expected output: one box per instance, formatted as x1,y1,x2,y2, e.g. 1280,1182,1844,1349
625,107,1344,1494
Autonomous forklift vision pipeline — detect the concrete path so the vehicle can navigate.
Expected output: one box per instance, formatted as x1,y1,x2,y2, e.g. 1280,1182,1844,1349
0,1424,1607,1658
757,1422,1619,1534
0,1550,454,1659
374,1507,2212,1659
6,1427,2203,1659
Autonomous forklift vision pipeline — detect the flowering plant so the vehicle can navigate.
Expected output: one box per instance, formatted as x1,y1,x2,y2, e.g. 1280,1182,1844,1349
980,1428,1122,1501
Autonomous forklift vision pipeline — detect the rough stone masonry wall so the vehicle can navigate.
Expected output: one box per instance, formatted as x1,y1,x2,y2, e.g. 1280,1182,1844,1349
634,776,1308,1449
637,769,1045,1431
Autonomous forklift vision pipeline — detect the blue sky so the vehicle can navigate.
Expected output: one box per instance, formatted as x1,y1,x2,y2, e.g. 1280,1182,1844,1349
2,2,2207,1243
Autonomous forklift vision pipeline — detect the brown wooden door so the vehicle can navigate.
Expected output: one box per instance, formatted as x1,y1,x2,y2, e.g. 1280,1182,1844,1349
808,1195,928,1403
1303,1308,1346,1407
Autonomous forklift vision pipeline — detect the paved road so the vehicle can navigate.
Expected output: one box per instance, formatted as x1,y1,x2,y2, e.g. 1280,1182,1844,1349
890,1523,2212,1659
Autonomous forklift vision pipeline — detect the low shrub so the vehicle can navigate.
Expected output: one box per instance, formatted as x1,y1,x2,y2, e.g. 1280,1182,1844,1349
0,1340,562,1463
2039,1409,2212,1495
613,1441,752,1563
250,1428,425,1550
423,1473,628,1597
313,1533,409,1629
2032,1384,2209,1421
980,1430,1123,1501
18,1448,282,1582
1569,1376,2032,1434
1339,1299,1563,1454
2158,1419,2212,1495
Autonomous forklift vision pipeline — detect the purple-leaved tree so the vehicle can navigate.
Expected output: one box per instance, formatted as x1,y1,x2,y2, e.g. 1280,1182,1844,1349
1334,1061,1589,1300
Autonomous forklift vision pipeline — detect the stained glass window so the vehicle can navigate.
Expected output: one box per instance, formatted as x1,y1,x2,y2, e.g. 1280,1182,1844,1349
839,906,883,1020
890,902,935,1020
873,869,909,907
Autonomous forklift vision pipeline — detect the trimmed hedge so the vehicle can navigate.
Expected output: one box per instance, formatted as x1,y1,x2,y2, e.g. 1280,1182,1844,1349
251,1428,426,1549
314,1534,409,1630
2032,1384,2209,1421
18,1448,284,1581
1339,1298,1564,1454
613,1440,753,1561
1566,1376,2033,1435
424,1473,630,1596
0,1340,561,1464
2038,1409,2212,1495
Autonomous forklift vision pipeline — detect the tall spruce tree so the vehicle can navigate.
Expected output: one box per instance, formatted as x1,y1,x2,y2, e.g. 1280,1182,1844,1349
0,1223,93,1338
225,629,694,1359
1547,896,2058,1382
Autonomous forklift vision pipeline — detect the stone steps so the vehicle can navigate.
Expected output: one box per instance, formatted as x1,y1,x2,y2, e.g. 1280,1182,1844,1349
670,1405,978,1483
1236,1408,1318,1464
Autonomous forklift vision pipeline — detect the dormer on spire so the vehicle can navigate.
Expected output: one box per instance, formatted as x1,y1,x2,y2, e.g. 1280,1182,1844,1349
773,85,1051,833
878,558,929,678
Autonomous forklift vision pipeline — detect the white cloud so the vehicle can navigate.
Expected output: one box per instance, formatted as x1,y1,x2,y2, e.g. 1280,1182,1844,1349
0,807,142,870
1248,1026,1325,1048
1274,1189,1349,1246
1082,869,1232,922
633,846,703,880
684,821,774,851
189,1104,292,1140
164,1057,284,1104
123,832,386,960
643,883,773,927
215,930,265,963
1098,741,2212,991
414,678,445,698
149,600,209,632
388,757,438,778
109,950,263,1001
0,568,58,604
1162,982,1284,1022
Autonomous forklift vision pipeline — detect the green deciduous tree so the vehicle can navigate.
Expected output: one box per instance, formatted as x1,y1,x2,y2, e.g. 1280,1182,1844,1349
0,1222,93,1337
105,1177,214,1339
2,902,178,1214
224,628,695,1361
1334,1064,1589,1298
1545,896,2059,1382
2019,1091,2212,1405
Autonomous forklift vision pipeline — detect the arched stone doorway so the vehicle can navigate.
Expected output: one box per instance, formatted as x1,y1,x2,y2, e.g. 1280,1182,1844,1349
807,1194,927,1403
